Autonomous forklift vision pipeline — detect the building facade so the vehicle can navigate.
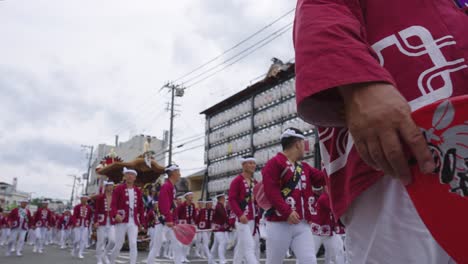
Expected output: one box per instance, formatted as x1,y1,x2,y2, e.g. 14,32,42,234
201,60,318,198
87,134,167,194
0,178,30,210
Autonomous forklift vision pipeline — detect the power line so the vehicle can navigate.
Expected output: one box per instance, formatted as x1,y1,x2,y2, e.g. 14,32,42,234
173,144,205,156
185,24,293,89
172,8,295,83
182,22,293,87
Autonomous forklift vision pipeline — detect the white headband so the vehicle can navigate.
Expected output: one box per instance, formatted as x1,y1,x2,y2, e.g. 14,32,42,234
104,181,114,186
123,167,138,176
240,157,256,164
312,186,324,191
184,192,193,197
165,164,180,173
280,129,306,140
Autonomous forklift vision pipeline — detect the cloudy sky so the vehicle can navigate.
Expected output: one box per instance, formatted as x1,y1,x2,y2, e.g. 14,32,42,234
0,0,295,200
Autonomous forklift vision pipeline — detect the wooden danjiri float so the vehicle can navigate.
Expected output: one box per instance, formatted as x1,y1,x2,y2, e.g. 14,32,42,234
94,140,166,251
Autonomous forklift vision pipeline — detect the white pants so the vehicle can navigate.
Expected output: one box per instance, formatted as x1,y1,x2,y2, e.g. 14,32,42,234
35,227,48,250
110,223,139,264
27,229,35,245
146,224,166,264
342,175,454,264
313,235,345,264
7,229,27,254
196,231,212,260
233,221,258,264
147,227,155,249
96,225,115,263
266,221,317,264
60,229,71,247
73,226,89,256
0,228,10,246
211,232,228,264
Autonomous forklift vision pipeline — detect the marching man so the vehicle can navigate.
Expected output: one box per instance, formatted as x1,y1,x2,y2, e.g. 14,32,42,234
211,194,229,264
195,200,214,263
145,200,161,256
311,187,345,264
59,209,73,249
33,200,53,254
94,181,116,264
6,200,32,257
177,191,197,262
228,156,260,264
0,209,9,246
194,200,205,258
147,164,183,264
109,167,145,264
262,128,325,264
72,195,92,259
294,1,466,262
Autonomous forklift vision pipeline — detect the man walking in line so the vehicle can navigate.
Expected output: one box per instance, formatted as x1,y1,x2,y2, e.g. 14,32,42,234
33,200,53,254
147,164,183,264
71,195,92,259
59,209,73,249
109,168,145,264
94,181,115,264
228,156,260,264
211,194,229,264
262,128,325,264
6,200,32,257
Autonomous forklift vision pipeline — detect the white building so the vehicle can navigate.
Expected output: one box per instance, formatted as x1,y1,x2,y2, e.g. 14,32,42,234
0,178,30,209
87,134,167,194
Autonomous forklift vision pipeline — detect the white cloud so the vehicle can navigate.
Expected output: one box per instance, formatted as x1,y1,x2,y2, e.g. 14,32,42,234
0,0,295,199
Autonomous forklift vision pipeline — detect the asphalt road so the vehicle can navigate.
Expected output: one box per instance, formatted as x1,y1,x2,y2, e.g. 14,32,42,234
0,243,324,264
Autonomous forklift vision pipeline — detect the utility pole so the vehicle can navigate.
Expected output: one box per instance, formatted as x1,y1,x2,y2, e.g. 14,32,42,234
161,82,185,165
81,145,94,194
68,174,80,206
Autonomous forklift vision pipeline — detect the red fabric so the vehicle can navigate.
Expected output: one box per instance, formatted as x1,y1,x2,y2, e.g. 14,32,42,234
58,214,74,230
158,180,176,223
177,202,197,225
310,193,334,237
228,175,258,221
196,208,213,230
72,204,93,228
94,194,115,226
110,184,145,226
0,215,7,228
34,207,53,228
8,208,32,230
212,203,229,232
262,152,325,222
294,0,468,218
145,209,160,228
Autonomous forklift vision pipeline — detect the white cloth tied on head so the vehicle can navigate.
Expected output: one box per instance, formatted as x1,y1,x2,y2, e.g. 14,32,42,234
240,156,256,164
104,181,114,186
123,167,138,176
165,164,180,173
184,192,193,197
280,129,306,140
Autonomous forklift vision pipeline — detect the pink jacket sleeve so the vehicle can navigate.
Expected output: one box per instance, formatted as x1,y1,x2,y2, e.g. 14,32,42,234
262,159,293,217
137,189,145,226
294,0,395,127
158,184,173,223
228,178,244,218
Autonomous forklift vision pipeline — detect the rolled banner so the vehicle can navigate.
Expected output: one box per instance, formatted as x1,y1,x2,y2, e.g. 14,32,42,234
406,95,468,263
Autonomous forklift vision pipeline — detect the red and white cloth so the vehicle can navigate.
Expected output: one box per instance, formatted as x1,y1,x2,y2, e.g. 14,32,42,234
262,152,325,222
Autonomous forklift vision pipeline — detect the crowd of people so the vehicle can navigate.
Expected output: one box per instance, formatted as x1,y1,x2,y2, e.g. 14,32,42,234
0,127,346,264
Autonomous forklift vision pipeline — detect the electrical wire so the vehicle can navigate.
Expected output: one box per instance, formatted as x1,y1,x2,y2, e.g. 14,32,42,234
185,24,293,89
172,8,295,83
182,22,293,87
